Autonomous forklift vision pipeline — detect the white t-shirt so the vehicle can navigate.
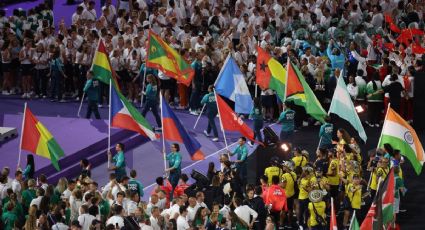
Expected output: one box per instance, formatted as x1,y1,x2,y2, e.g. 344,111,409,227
176,215,190,230
78,213,96,230
106,215,125,228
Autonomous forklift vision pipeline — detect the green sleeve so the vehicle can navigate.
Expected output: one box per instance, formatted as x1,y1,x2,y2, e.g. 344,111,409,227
172,154,182,169
319,125,325,138
115,153,125,168
200,94,209,104
138,181,144,197
83,79,93,92
278,111,286,123
240,146,248,161
23,165,31,177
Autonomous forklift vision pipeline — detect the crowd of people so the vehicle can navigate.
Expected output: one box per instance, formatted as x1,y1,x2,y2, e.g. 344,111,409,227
0,0,422,229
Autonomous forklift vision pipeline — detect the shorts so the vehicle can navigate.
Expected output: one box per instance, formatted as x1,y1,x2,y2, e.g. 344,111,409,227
118,70,131,82
160,79,174,90
21,64,33,76
2,63,10,72
287,196,294,211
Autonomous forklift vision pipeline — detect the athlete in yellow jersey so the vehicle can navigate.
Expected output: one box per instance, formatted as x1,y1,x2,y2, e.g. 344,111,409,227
307,190,327,229
343,175,362,227
281,161,296,227
292,148,308,168
264,157,283,185
297,167,316,228
327,150,340,202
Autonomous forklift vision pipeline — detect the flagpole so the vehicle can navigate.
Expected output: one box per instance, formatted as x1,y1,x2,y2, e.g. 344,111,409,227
108,79,112,169
350,210,356,228
160,92,168,175
17,102,27,169
140,27,151,107
193,104,206,129
368,103,391,190
77,92,86,117
214,89,229,150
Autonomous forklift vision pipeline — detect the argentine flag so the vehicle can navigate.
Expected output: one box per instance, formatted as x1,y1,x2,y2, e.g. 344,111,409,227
214,55,253,114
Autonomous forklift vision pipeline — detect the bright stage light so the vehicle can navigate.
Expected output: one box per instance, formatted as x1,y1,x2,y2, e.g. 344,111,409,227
355,105,364,113
281,143,289,152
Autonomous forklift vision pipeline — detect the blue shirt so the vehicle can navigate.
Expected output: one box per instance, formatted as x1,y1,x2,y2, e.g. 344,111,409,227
319,123,333,146
278,109,295,132
166,152,182,172
232,145,248,162
326,45,345,71
83,79,99,101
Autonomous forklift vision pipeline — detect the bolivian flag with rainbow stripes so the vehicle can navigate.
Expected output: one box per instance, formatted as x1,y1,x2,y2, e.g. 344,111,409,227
21,106,64,171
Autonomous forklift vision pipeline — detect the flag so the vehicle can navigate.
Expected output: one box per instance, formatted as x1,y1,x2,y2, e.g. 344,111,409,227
215,55,253,114
412,43,425,54
161,95,205,160
91,40,118,86
379,107,424,174
349,211,360,230
215,94,256,142
384,13,394,24
285,61,326,122
256,46,287,101
21,106,64,171
110,84,157,140
329,72,367,142
361,168,395,230
389,23,401,34
330,198,338,230
146,30,194,86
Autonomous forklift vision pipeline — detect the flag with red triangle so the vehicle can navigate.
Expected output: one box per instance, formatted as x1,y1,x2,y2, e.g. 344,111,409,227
215,93,256,142
360,168,395,230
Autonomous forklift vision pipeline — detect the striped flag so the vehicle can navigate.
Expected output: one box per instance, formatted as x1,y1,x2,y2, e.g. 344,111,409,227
379,107,424,174
91,40,119,86
21,106,65,171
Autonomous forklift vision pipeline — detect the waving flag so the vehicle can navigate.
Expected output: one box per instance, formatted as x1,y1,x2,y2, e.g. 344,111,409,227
349,211,360,230
161,95,205,160
256,46,287,101
110,84,157,140
215,55,253,114
361,168,394,230
21,105,64,171
146,30,194,86
91,40,119,86
329,72,367,142
216,94,255,142
379,107,424,174
286,61,326,122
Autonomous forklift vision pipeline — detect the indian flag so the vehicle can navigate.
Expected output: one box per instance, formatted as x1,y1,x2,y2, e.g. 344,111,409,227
21,104,65,171
379,107,424,175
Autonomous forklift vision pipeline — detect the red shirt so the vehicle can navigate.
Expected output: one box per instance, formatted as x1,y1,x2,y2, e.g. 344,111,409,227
173,182,190,198
264,184,287,212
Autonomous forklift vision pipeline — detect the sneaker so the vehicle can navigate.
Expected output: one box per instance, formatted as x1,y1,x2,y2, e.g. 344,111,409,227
368,122,374,127
98,104,103,108
248,141,254,147
34,95,39,99
21,93,26,98
212,137,219,142
176,105,185,110
375,124,380,128
155,127,162,131
203,130,210,137
190,111,199,116
59,99,67,103
50,98,57,102
302,121,309,127
314,121,321,126
42,95,47,99
75,97,80,101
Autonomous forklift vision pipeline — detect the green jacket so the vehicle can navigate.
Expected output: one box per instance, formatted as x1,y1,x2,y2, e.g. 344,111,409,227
83,79,99,101
366,81,383,102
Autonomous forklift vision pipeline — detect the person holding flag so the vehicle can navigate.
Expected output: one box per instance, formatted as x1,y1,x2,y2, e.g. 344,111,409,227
318,116,333,149
108,143,127,181
229,137,249,185
141,74,162,130
165,143,182,189
201,85,219,142
278,101,295,145
249,98,264,145
83,70,100,119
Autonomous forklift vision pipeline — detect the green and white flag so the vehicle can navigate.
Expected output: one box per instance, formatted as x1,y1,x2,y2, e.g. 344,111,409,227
329,73,367,142
349,211,360,230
